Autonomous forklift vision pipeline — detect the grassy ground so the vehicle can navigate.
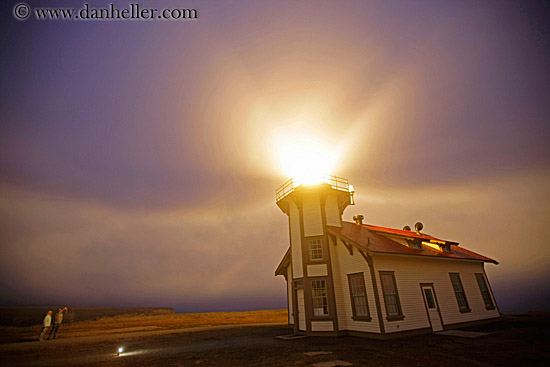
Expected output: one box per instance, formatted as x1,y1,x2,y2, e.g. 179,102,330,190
0,309,288,343
0,305,175,327
0,312,548,366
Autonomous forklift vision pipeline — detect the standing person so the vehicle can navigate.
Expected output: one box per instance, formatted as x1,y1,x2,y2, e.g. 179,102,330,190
48,307,68,340
38,310,52,341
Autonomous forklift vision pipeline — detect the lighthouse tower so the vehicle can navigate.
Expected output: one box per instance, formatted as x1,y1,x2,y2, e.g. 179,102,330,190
275,175,354,334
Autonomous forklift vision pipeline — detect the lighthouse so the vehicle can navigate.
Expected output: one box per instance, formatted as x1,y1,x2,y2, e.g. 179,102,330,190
275,175,354,334
275,175,500,338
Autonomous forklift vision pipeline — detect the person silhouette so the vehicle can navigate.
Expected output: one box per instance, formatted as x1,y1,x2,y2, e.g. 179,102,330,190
48,307,68,340
38,310,52,341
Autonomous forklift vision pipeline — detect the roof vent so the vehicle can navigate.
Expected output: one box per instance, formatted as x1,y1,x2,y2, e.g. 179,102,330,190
414,222,424,234
403,225,411,231
353,215,364,225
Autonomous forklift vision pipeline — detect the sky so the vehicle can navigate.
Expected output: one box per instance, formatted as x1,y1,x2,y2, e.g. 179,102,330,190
0,0,549,313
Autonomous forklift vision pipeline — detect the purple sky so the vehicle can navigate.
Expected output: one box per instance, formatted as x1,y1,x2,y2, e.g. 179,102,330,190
1,0,548,312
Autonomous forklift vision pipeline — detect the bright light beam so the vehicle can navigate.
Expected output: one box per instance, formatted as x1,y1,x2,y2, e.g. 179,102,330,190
271,123,340,184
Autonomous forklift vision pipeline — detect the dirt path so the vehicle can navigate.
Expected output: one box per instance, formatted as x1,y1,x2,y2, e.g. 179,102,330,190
1,323,294,367
0,322,286,352
1,324,290,367
0,315,548,367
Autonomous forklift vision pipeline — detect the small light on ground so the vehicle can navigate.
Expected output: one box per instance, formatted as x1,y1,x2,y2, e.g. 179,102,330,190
117,347,123,356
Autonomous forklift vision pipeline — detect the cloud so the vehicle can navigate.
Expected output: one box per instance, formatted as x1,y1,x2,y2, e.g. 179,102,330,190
0,184,289,311
1,167,548,312
0,0,548,313
347,167,550,311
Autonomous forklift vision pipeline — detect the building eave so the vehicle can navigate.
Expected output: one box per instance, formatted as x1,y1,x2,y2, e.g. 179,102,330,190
369,250,499,265
326,227,373,256
274,248,291,276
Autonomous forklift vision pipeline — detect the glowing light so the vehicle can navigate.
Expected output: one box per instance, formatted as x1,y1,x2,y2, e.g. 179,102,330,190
271,123,340,184
117,347,124,356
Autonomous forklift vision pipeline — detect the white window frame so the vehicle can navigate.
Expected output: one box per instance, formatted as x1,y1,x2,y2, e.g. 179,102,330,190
307,239,324,261
311,279,329,316
449,273,471,313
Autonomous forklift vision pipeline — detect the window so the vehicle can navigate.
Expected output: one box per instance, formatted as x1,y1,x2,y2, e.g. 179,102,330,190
475,273,495,310
449,273,470,312
423,288,436,309
308,239,323,261
348,273,371,321
379,271,404,321
311,279,329,316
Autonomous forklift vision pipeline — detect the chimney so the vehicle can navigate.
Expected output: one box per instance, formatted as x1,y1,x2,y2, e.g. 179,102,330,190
353,215,364,225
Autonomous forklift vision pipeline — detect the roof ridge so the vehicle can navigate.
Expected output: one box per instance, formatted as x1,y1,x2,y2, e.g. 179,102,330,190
341,220,458,244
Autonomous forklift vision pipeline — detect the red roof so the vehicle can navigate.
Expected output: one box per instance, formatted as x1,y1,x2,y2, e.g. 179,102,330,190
362,223,457,244
327,222,498,264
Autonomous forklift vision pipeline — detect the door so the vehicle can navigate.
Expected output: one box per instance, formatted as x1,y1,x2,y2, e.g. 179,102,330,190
421,284,443,332
296,289,306,331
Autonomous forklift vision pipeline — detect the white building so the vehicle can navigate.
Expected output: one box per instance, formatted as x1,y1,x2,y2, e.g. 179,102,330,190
275,176,499,338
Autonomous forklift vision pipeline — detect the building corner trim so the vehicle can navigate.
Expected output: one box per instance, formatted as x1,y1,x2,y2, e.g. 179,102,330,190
360,251,385,334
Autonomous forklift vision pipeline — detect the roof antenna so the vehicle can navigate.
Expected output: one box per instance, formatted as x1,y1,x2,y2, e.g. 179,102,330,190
353,215,364,225
414,222,424,234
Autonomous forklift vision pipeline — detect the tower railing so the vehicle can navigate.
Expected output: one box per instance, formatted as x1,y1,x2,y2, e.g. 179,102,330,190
276,174,351,202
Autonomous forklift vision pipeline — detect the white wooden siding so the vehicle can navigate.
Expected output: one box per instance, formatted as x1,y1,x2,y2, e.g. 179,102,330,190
297,289,306,331
324,194,341,227
302,193,323,237
287,264,294,324
373,255,500,334
329,236,380,333
289,201,303,279
311,321,334,331
307,264,328,277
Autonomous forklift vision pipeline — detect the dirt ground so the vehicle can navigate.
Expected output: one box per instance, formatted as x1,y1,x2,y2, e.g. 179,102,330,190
0,313,548,367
